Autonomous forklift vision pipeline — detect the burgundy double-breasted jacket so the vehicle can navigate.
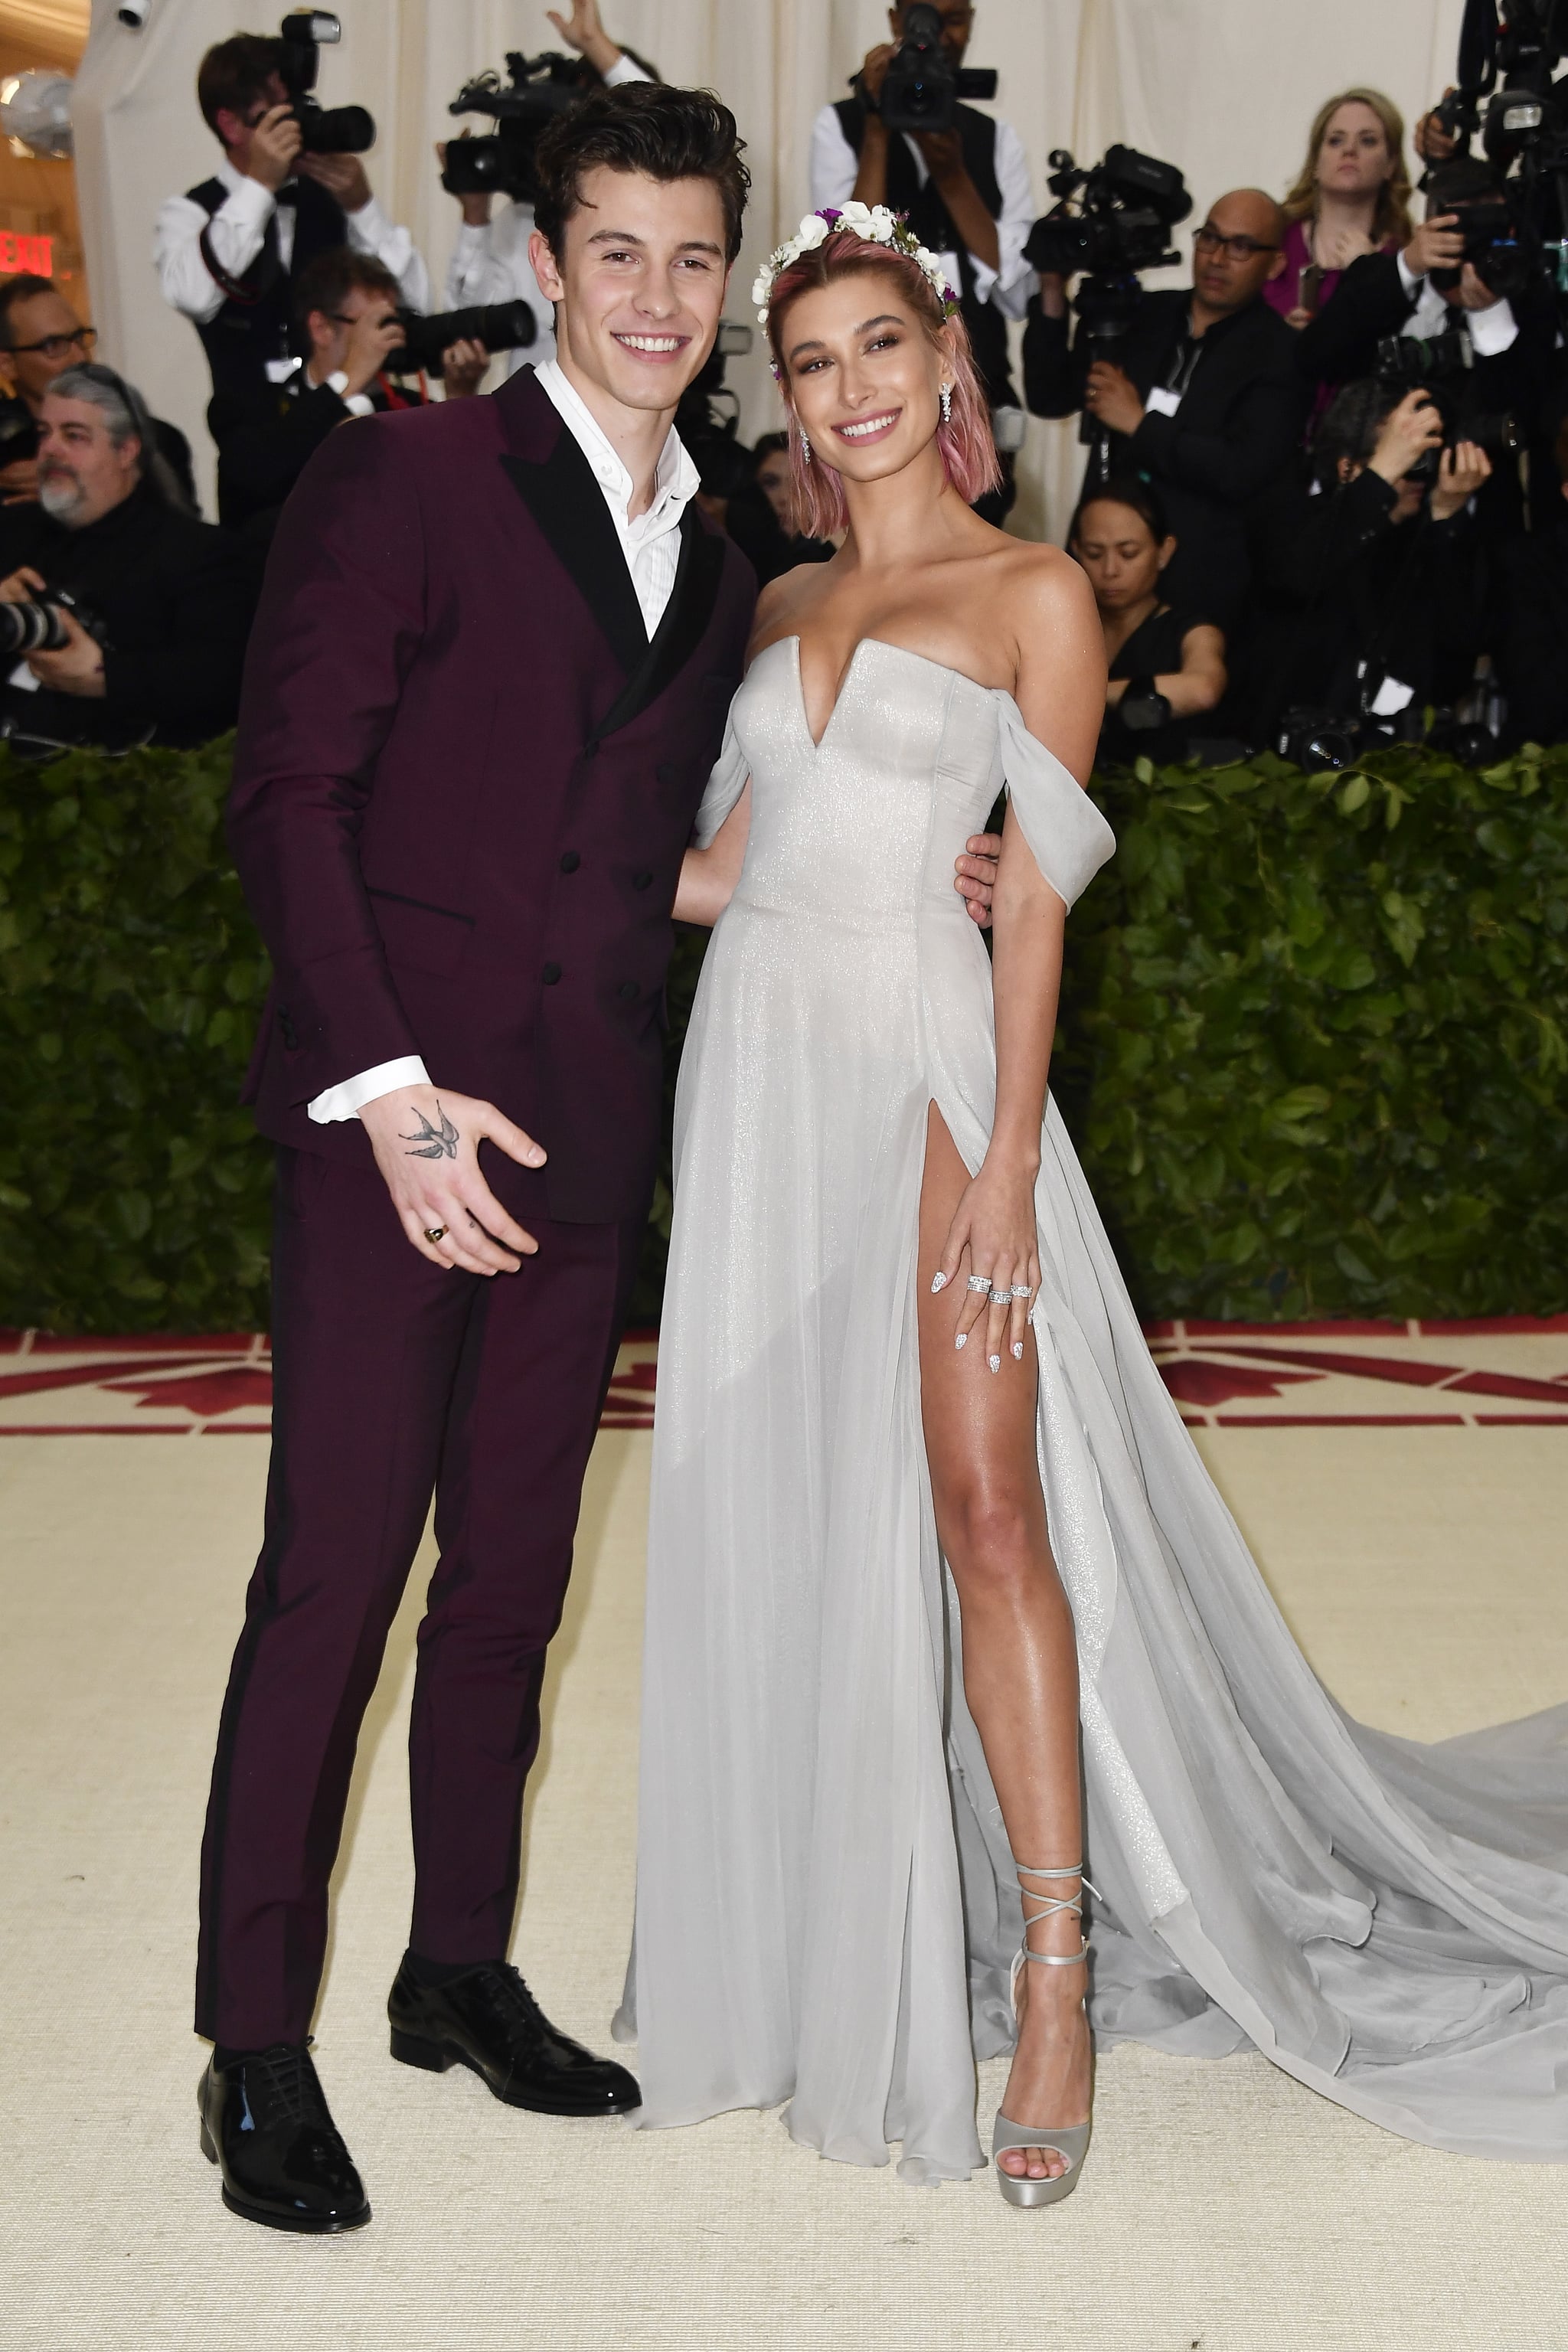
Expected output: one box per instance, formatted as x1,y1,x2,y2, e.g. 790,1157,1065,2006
228,365,756,1224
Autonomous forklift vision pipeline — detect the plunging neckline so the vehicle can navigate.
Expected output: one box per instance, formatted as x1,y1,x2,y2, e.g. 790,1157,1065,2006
785,633,996,754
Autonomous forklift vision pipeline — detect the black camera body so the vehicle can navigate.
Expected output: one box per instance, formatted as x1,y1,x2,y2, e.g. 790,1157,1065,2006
382,299,537,374
1426,0,1568,318
853,2,996,136
1373,328,1521,479
1025,145,1191,279
0,586,105,660
441,51,591,207
0,400,39,472
278,11,374,156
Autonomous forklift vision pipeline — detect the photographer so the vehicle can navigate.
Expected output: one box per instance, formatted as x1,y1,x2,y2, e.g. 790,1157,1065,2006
1068,478,1227,769
154,33,430,407
1024,190,1305,625
811,0,1033,518
0,367,259,753
208,250,488,540
1235,380,1491,752
722,431,836,583
0,275,198,511
442,0,652,377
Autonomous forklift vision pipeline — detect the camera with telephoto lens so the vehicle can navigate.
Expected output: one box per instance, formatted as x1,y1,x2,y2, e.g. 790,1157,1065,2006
277,11,374,156
383,299,537,374
851,2,996,136
441,51,593,207
0,586,104,658
1373,329,1521,482
675,321,756,501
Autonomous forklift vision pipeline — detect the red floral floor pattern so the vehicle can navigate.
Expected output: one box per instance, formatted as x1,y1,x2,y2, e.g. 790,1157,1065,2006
1,1321,1566,1437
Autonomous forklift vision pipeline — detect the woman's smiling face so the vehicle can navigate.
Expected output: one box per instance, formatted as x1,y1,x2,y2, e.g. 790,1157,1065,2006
780,270,950,489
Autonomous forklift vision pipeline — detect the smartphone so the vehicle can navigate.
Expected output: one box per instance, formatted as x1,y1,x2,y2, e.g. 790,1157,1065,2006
1298,263,1325,316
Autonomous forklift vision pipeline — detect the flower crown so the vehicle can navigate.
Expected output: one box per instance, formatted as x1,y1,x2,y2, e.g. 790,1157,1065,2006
751,203,960,328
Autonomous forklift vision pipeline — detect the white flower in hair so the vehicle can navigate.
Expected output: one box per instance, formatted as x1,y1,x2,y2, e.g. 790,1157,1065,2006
753,204,960,325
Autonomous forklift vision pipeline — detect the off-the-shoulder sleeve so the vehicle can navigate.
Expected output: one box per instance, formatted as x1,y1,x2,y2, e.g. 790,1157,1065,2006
995,694,1116,910
692,714,750,848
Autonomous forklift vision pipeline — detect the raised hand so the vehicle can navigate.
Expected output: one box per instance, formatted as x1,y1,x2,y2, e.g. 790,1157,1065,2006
1429,439,1491,521
547,0,623,76
358,1084,546,1272
244,103,302,193
1367,390,1443,487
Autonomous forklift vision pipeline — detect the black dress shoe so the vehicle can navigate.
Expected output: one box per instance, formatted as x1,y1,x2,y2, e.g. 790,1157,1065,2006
199,2043,371,2233
387,1956,641,2116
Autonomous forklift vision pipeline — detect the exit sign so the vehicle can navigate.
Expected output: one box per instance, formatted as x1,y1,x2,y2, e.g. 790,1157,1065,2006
0,231,53,275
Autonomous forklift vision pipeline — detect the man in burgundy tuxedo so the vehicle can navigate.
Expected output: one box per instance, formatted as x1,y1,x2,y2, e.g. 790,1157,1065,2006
196,85,757,2233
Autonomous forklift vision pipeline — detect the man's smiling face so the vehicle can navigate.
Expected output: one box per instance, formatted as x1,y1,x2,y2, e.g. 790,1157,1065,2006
531,165,730,420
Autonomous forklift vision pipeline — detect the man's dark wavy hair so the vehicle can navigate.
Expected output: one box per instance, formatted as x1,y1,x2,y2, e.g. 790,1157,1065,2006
533,83,749,266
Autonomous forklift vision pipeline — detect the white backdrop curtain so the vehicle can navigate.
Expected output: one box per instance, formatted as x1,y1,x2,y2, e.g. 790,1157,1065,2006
69,0,1467,532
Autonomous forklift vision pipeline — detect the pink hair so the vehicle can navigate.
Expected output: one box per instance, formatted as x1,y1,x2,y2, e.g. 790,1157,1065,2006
764,227,1000,540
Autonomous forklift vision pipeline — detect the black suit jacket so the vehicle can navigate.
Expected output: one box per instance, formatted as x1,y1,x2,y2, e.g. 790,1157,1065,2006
1023,290,1305,624
229,368,757,1223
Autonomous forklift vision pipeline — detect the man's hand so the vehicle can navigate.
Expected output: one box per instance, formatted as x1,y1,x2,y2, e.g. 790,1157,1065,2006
28,606,104,697
1402,212,1462,280
1429,439,1491,521
1416,93,1461,166
441,337,489,398
0,456,38,503
341,306,407,398
245,103,303,193
857,41,895,107
1085,360,1145,437
955,831,1002,926
0,564,45,603
1452,260,1502,312
547,0,623,77
298,152,373,214
358,1085,547,1273
1367,389,1443,487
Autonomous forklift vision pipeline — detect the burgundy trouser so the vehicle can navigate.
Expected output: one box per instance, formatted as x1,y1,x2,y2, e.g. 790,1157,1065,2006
195,1145,645,2048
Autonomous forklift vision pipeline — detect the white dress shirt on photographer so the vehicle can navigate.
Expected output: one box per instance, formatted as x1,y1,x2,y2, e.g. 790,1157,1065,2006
1394,244,1518,355
306,353,699,1125
443,53,650,377
808,105,1036,321
154,156,430,325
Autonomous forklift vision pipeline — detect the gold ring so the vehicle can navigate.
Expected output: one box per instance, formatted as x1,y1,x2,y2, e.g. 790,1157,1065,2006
423,1225,447,1244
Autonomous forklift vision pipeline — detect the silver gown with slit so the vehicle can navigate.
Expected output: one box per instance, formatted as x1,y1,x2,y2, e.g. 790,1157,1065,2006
612,635,1568,2183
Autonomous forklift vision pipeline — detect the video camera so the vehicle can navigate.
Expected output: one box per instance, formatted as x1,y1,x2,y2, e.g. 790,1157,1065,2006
1024,146,1191,475
440,52,592,207
850,2,996,137
277,11,374,156
1374,328,1521,478
1427,0,1568,315
383,299,537,374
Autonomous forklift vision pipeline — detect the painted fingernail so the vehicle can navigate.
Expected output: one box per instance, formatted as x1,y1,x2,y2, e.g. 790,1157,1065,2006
988,1354,1001,1374
930,1271,948,1292
954,1331,967,1351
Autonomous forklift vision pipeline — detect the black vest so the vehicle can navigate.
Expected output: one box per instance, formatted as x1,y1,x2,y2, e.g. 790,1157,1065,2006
832,98,1015,407
185,174,349,406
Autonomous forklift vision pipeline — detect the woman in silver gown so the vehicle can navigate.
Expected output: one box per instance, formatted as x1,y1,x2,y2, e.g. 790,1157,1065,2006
612,208,1568,2197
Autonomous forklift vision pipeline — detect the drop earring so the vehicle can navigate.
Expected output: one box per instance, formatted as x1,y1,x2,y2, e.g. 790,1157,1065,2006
799,425,812,460
939,381,952,426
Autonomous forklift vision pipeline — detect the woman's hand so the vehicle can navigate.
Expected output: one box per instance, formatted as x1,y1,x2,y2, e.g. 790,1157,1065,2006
933,1158,1041,1372
672,780,751,926
1367,390,1443,486
1320,224,1376,271
1429,439,1491,521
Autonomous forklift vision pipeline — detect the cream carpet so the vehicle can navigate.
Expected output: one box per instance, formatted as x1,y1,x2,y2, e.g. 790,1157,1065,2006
4,1421,1567,2352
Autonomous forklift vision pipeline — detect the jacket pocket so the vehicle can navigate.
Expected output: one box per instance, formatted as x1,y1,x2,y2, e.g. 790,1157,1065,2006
365,886,474,980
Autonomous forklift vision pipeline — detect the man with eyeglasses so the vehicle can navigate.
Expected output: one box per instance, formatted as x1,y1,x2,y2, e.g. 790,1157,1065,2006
1025,188,1305,626
0,274,198,511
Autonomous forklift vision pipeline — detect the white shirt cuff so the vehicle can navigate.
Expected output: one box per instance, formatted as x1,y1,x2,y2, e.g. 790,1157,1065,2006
308,1055,430,1123
603,52,648,86
1467,296,1518,356
1396,247,1423,297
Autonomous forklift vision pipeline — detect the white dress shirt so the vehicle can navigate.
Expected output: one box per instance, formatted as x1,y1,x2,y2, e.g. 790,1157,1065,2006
307,354,700,1124
443,54,650,378
155,155,430,325
808,103,1035,322
1394,243,1518,354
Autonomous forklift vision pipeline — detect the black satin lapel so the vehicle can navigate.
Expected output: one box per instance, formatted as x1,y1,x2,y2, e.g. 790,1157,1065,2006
594,510,727,740
499,437,645,680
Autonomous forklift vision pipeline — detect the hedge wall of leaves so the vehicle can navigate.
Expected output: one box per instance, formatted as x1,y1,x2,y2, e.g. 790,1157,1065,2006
2,734,1564,1336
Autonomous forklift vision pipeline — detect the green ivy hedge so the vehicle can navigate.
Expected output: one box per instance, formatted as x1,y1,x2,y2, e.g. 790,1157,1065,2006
1,735,1564,1335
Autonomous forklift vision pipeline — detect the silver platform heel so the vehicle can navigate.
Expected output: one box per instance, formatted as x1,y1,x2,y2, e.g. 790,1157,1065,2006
991,1861,1096,2209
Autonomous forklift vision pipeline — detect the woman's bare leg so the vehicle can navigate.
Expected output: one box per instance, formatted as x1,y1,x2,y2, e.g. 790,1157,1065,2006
917,1103,1089,2182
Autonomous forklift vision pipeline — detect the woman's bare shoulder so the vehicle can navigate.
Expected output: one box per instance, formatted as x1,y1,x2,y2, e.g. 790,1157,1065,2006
996,537,1099,629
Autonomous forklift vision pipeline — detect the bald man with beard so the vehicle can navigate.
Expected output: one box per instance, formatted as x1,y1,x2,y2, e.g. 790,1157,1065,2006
1024,187,1307,629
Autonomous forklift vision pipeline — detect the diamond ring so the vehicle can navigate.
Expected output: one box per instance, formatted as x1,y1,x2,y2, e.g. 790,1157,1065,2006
966,1273,993,1294
1011,1285,1034,1300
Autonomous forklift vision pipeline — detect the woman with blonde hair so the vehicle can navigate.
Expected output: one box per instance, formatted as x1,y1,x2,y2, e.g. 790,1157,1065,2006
1269,87,1413,331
